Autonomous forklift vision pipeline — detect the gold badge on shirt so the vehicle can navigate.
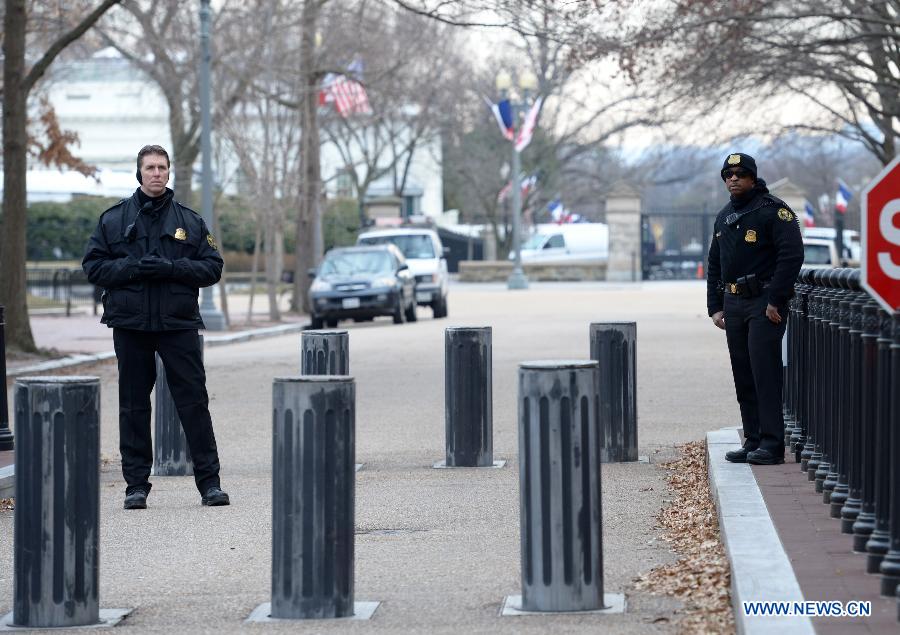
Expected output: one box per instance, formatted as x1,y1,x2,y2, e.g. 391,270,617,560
777,208,793,221
174,228,187,241
745,229,757,243
728,154,741,165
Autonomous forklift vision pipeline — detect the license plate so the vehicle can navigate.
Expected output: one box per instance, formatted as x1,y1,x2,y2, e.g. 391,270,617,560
342,297,361,309
416,291,432,302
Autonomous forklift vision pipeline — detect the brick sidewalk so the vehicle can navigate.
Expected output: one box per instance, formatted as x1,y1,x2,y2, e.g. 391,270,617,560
754,462,898,633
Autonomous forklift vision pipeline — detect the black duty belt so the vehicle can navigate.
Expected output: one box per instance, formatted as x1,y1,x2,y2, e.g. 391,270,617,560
723,281,770,296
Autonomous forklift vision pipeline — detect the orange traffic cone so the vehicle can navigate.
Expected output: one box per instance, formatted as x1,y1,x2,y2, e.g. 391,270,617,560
696,262,705,279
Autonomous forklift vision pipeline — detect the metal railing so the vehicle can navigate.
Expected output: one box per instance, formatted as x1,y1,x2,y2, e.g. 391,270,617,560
25,268,98,316
784,268,900,611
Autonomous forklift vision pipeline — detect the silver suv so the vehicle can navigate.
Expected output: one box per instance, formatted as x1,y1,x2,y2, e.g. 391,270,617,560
356,227,449,318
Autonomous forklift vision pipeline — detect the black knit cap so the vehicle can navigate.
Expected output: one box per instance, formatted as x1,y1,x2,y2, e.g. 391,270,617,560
720,152,757,180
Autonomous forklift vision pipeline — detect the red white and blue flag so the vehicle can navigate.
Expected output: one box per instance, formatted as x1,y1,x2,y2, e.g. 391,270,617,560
514,96,543,153
320,60,371,117
835,180,852,214
803,200,815,227
497,173,538,202
483,96,514,140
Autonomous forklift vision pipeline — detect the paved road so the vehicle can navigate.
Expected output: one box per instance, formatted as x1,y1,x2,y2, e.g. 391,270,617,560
0,280,736,633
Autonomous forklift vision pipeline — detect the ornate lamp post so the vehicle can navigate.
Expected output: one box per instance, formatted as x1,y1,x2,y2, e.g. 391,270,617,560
198,0,226,330
496,69,538,291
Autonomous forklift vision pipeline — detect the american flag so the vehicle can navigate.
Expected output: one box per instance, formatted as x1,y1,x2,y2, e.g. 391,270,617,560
320,60,372,117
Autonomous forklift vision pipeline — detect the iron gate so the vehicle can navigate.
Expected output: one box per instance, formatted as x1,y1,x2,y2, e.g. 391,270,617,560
641,211,716,280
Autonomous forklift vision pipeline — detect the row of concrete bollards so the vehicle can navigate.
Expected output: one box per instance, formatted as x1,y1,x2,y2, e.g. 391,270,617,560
7,322,638,625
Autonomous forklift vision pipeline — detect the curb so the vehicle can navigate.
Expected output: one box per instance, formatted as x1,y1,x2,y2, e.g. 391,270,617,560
7,322,309,378
0,466,12,499
706,428,813,635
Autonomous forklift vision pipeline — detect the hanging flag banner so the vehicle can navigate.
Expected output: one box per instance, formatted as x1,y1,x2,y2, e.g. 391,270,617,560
803,200,816,228
483,96,514,140
835,179,852,214
514,96,544,153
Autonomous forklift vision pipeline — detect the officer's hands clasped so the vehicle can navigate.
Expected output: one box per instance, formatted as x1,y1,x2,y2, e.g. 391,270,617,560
138,253,174,280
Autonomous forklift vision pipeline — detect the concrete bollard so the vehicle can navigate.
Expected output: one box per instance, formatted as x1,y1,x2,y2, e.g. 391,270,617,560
518,360,604,612
152,334,204,476
271,376,355,619
12,377,101,628
444,327,493,467
300,330,349,375
589,322,638,462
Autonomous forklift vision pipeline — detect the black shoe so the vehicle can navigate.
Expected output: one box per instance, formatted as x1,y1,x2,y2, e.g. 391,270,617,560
747,448,785,465
201,486,230,507
124,490,148,510
725,446,757,463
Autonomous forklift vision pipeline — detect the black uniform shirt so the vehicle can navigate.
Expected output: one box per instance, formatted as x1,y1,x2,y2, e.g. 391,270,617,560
706,179,804,315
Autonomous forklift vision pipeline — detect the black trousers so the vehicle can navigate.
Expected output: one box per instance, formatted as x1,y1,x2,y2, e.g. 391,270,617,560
113,328,221,495
723,294,788,453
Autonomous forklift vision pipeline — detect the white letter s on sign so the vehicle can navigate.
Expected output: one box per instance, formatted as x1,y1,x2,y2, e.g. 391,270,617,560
878,199,900,279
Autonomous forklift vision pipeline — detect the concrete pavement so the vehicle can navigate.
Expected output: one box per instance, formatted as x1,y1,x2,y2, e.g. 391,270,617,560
1,280,733,633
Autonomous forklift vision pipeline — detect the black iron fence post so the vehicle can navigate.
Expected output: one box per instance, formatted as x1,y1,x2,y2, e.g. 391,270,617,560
806,271,825,479
879,312,900,597
852,298,881,552
0,306,13,451
841,280,866,534
830,272,854,518
793,271,811,463
821,271,843,499
866,307,894,572
814,271,836,492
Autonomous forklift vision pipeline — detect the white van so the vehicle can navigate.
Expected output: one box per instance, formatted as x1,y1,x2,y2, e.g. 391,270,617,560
356,227,449,318
515,223,609,264
803,227,860,264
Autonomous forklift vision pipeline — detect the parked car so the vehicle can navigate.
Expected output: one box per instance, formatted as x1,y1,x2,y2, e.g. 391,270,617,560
307,244,416,328
356,227,449,318
802,238,840,269
803,227,860,264
514,223,609,264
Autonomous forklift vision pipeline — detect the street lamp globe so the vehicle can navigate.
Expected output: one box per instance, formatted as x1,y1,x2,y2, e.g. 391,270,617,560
495,70,513,92
518,69,538,92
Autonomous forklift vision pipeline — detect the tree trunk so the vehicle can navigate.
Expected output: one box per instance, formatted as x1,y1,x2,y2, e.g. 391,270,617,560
247,225,262,323
0,0,37,352
266,224,283,321
172,141,199,207
291,0,323,314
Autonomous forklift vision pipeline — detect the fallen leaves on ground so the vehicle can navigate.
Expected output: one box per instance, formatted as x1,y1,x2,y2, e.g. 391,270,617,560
0,498,13,511
634,440,735,635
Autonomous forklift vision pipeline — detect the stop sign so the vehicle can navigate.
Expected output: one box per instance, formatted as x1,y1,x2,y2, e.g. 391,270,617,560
862,154,900,311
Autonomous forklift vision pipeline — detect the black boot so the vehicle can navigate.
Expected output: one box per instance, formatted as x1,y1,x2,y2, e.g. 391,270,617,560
747,447,785,465
725,444,758,463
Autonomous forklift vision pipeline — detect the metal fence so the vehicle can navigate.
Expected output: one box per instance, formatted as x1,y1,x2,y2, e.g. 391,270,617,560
784,268,900,612
641,211,716,280
26,268,98,316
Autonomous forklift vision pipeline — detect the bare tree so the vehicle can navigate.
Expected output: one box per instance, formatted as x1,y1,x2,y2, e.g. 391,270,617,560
0,0,121,352
608,0,900,165
98,0,268,203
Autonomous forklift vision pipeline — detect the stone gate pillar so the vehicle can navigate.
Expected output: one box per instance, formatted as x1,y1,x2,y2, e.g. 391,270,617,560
605,183,642,282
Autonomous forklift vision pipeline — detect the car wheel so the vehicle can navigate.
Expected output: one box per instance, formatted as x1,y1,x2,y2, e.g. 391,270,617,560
326,318,339,328
404,298,417,322
433,294,448,318
392,298,404,324
310,315,324,329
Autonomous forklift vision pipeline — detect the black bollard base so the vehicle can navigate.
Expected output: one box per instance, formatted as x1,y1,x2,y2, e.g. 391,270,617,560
880,554,900,597
246,602,380,623
852,513,876,553
829,485,848,519
866,530,891,574
500,594,626,617
432,459,506,469
882,575,900,598
2,608,133,630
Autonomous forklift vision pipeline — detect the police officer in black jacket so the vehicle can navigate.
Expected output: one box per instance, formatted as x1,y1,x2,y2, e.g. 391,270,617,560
707,153,804,465
83,145,230,509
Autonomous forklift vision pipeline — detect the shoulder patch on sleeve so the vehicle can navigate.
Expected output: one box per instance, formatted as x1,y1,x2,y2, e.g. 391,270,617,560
206,234,218,250
777,208,793,222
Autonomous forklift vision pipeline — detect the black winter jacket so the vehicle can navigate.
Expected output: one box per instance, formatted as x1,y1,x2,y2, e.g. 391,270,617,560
82,188,223,330
706,179,804,316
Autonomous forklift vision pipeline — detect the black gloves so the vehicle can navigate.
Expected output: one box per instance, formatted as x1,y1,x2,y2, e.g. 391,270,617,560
138,255,175,280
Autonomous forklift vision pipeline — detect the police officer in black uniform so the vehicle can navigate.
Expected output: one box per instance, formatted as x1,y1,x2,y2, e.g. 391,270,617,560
707,153,804,465
83,145,230,509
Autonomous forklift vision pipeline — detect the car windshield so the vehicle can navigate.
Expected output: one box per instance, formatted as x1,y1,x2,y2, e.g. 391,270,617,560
359,234,435,259
804,244,831,265
320,251,394,276
522,233,547,250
